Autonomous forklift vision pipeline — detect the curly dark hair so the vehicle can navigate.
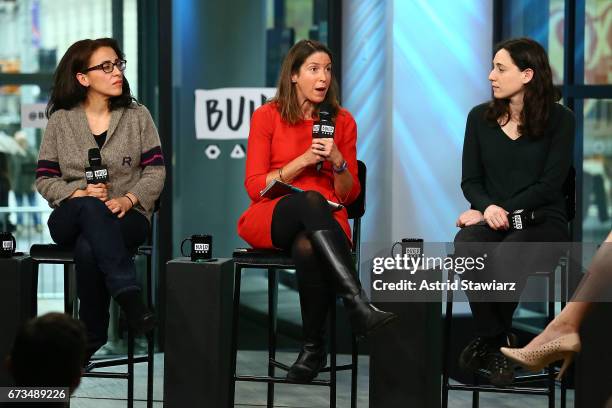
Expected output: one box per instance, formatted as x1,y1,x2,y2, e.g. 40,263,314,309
485,37,560,139
47,38,135,117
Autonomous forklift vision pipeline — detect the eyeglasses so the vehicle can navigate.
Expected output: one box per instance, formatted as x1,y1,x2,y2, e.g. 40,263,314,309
85,59,127,74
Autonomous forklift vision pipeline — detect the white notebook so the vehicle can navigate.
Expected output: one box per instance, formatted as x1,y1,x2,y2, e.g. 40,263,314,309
260,179,344,211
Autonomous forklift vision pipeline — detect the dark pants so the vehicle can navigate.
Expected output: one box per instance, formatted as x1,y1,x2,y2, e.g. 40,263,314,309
271,191,347,285
271,191,350,343
454,220,568,338
48,197,148,353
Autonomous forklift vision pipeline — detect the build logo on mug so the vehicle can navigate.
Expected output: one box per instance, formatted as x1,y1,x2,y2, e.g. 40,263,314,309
181,234,213,262
0,232,16,258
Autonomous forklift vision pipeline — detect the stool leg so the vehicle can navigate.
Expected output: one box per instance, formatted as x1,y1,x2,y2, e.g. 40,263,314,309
228,265,242,408
472,374,479,408
561,379,566,408
128,328,134,408
548,272,556,408
267,268,278,408
351,333,357,408
547,369,555,408
63,264,72,315
32,262,39,317
146,254,154,408
146,330,154,408
441,273,454,408
329,300,336,408
560,260,568,408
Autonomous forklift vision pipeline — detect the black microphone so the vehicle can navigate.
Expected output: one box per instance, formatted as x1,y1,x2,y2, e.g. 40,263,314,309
85,148,109,184
508,209,545,230
88,148,102,167
313,103,336,172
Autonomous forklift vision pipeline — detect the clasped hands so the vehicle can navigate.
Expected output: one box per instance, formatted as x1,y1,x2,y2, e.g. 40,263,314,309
304,138,343,168
456,204,509,230
72,183,133,218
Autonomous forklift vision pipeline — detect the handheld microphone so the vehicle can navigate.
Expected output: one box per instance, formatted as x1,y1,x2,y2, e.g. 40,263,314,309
85,148,109,184
508,209,545,230
313,103,335,172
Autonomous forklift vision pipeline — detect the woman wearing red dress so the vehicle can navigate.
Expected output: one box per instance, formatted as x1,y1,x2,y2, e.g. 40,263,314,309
238,40,397,382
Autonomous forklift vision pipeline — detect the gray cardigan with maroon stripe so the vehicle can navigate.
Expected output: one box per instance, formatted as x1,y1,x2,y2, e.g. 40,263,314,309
36,103,165,221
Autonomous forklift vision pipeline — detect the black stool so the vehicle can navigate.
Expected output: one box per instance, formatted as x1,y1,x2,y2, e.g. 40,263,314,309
229,161,367,408
441,263,568,408
29,242,155,408
442,168,575,408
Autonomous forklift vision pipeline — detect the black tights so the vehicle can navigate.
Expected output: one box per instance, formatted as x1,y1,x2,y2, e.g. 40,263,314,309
271,191,348,287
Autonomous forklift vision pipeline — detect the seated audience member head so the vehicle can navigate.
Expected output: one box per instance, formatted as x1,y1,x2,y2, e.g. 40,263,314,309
6,313,87,392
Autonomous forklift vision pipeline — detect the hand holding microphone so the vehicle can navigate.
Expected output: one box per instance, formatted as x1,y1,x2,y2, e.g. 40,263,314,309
508,209,545,230
85,183,109,201
312,103,337,171
85,148,109,184
76,148,109,201
311,138,341,162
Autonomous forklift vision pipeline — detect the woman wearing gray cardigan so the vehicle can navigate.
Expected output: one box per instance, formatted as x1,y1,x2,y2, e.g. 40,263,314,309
36,38,165,361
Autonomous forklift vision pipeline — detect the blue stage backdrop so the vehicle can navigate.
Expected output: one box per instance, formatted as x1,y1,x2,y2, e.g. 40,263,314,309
343,0,493,250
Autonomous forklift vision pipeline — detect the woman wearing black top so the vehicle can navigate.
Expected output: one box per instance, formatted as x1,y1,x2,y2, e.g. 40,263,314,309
454,38,574,386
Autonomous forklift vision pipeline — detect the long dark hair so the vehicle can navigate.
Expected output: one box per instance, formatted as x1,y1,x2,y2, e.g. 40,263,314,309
485,37,560,139
269,39,340,124
46,38,135,118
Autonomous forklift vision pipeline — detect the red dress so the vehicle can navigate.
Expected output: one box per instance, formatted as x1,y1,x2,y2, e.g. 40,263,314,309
238,103,361,249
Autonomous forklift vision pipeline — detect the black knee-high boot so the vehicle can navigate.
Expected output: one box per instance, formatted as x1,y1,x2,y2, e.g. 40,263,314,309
287,283,330,382
310,229,397,338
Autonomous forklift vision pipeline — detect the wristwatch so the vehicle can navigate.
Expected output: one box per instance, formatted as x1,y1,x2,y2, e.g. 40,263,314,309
333,160,348,174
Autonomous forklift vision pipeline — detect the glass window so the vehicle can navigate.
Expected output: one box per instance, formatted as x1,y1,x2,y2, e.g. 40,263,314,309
500,0,565,84
123,0,138,97
0,0,112,75
0,0,140,96
0,0,140,328
583,99,612,243
0,83,61,312
265,0,329,86
0,0,138,249
584,0,611,85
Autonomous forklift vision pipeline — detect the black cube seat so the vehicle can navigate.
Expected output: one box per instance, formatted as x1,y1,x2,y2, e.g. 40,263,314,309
233,248,294,267
30,244,75,263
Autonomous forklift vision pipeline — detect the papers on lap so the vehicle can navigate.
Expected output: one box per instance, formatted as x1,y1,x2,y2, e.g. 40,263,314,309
260,179,344,211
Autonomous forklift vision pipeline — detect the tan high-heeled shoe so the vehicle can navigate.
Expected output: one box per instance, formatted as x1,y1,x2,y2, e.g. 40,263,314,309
500,333,581,380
